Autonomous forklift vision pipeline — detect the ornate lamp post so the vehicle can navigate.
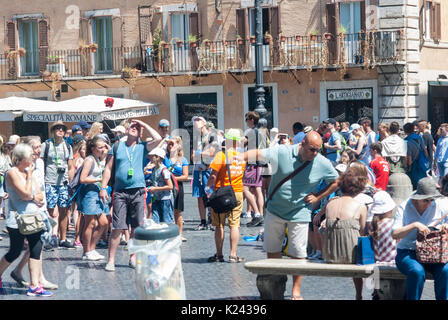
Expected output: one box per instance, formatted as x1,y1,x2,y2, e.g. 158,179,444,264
253,0,267,124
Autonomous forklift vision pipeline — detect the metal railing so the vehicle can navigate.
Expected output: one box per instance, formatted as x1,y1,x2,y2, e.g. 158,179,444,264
0,31,401,81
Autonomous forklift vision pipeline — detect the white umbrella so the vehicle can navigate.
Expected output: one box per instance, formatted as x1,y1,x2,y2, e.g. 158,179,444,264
22,95,159,122
0,96,58,121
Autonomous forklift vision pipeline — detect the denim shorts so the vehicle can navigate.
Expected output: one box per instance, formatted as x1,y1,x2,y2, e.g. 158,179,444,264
46,184,71,209
77,184,110,216
152,199,174,224
192,170,211,198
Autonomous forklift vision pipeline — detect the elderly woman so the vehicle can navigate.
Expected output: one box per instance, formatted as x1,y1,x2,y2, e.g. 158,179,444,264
0,144,53,297
392,177,448,300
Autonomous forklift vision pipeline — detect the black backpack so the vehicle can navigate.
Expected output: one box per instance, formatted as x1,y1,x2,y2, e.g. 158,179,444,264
106,141,120,188
68,162,94,200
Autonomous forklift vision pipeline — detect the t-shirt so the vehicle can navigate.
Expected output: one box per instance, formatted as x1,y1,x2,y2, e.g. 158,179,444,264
41,140,74,186
245,128,268,150
112,141,147,191
293,132,305,145
209,149,246,193
370,156,390,191
422,131,434,164
364,130,377,164
150,164,172,201
163,157,189,177
326,131,341,163
262,145,339,222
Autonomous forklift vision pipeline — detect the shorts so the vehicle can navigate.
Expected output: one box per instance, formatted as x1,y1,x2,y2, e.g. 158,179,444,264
152,199,174,224
263,210,309,259
192,170,211,198
174,181,184,211
46,184,71,209
78,184,110,216
112,188,145,230
242,165,263,187
211,192,243,228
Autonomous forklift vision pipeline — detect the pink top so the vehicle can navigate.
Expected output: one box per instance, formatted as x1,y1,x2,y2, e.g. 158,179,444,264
373,218,397,264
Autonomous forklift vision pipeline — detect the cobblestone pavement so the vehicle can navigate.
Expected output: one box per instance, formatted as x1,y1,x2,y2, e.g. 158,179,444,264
0,185,436,300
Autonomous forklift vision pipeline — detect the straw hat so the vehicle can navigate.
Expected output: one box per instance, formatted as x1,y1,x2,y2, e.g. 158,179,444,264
50,120,67,132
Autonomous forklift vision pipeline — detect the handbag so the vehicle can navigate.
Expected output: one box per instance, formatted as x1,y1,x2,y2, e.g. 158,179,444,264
356,236,376,265
416,212,448,264
208,152,238,214
16,211,46,235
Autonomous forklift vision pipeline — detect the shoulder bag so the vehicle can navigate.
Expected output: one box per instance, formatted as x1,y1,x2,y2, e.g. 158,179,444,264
208,152,238,214
16,211,46,235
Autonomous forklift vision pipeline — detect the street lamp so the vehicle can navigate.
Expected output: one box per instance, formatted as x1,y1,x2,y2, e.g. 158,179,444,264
254,0,267,124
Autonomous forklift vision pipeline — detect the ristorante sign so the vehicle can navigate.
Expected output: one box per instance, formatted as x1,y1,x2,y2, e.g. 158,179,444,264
327,88,373,101
23,106,159,122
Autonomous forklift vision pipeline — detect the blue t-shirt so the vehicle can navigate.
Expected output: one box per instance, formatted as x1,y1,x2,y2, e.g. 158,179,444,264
163,157,189,177
262,145,339,222
326,132,341,162
112,141,147,191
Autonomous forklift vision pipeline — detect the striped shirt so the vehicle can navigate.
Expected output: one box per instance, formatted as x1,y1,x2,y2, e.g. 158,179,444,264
373,218,397,264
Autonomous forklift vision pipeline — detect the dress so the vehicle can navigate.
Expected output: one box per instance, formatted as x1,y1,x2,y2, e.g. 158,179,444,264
323,218,360,264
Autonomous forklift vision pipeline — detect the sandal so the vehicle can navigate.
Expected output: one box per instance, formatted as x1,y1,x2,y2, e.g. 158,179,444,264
291,295,304,300
229,256,244,263
207,254,224,262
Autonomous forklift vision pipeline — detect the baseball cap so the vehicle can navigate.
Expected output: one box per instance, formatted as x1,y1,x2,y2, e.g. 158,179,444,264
303,126,313,134
159,119,170,127
148,147,166,159
111,125,126,134
370,191,396,215
77,120,91,130
72,134,87,145
192,116,206,123
72,124,82,133
325,118,337,125
349,123,361,133
7,134,20,145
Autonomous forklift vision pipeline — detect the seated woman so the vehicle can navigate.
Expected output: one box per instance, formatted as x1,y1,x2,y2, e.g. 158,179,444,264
392,177,448,300
320,169,367,300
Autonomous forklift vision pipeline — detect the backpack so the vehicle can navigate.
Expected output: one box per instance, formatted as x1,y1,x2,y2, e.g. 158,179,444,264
162,167,179,200
68,161,94,200
408,137,431,172
337,132,348,153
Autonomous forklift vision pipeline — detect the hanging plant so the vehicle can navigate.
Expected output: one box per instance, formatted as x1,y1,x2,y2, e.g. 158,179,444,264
323,33,332,40
189,34,198,47
264,32,272,44
250,35,256,44
237,35,244,45
89,43,98,53
104,97,114,108
18,47,26,57
203,39,211,47
280,34,286,42
309,31,318,41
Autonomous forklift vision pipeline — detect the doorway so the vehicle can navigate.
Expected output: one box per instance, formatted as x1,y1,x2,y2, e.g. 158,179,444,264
328,99,373,127
428,82,448,137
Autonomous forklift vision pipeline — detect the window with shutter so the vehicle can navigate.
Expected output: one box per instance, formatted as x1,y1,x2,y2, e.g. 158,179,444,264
269,6,280,65
19,20,39,75
6,22,16,49
236,8,248,66
38,20,49,74
428,1,441,41
435,2,441,41
326,3,339,64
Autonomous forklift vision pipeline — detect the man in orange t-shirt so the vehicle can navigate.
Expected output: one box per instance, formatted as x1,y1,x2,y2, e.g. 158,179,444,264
205,129,246,263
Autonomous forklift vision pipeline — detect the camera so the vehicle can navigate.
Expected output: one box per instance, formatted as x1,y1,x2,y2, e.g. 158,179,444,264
57,167,66,174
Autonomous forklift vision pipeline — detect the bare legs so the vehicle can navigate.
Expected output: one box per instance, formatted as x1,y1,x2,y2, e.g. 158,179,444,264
82,214,108,254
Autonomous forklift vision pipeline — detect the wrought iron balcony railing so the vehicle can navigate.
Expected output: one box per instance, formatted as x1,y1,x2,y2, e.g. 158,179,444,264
0,31,401,81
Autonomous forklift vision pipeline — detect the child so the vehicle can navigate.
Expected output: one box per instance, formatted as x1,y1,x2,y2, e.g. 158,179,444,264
369,142,390,191
368,190,397,265
146,148,174,224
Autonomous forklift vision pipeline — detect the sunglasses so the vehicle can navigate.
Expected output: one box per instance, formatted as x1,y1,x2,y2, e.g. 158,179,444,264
130,124,141,129
53,126,66,131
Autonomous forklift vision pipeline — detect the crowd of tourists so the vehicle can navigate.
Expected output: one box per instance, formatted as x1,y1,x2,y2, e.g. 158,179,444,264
0,113,448,300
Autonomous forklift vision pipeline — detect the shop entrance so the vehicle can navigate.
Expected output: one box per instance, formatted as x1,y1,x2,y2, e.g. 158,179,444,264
428,82,448,136
327,87,374,127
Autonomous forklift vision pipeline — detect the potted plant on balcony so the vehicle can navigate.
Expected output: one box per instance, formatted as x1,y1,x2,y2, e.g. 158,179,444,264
121,66,140,79
237,35,244,45
173,38,183,48
203,39,211,47
250,35,256,44
189,34,198,48
323,32,332,40
264,32,272,44
47,55,64,64
309,30,318,41
295,35,301,41
338,26,347,38
89,43,98,53
151,29,164,72
280,34,287,42
18,47,26,58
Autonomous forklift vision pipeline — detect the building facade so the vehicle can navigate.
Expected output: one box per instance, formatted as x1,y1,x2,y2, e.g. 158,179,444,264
0,0,446,140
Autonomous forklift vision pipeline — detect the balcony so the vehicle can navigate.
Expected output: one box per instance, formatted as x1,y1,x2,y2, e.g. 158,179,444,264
0,31,402,82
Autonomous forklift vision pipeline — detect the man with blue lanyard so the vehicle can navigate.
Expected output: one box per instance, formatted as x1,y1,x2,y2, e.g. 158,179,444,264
323,118,342,165
100,119,162,271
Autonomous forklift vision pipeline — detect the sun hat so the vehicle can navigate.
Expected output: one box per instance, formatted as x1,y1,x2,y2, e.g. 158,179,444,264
111,125,126,134
50,120,67,132
159,119,170,127
370,191,396,215
192,116,206,123
7,134,20,145
409,177,442,200
303,126,313,134
148,147,166,159
224,128,242,141
77,120,91,130
348,123,361,133
335,163,347,173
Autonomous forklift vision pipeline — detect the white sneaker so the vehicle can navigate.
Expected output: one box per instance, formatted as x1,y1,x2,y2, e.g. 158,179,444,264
91,250,105,260
84,251,101,261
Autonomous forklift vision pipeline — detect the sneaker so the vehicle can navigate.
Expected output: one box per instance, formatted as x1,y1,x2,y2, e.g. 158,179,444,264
241,211,253,219
59,240,75,250
27,285,54,297
0,277,6,295
105,262,115,272
308,250,322,260
41,280,58,290
83,251,104,261
74,241,82,248
195,223,208,231
207,224,215,231
119,239,127,246
10,271,29,287
96,239,108,249
129,259,137,269
246,216,264,227
307,250,316,259
91,250,105,260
